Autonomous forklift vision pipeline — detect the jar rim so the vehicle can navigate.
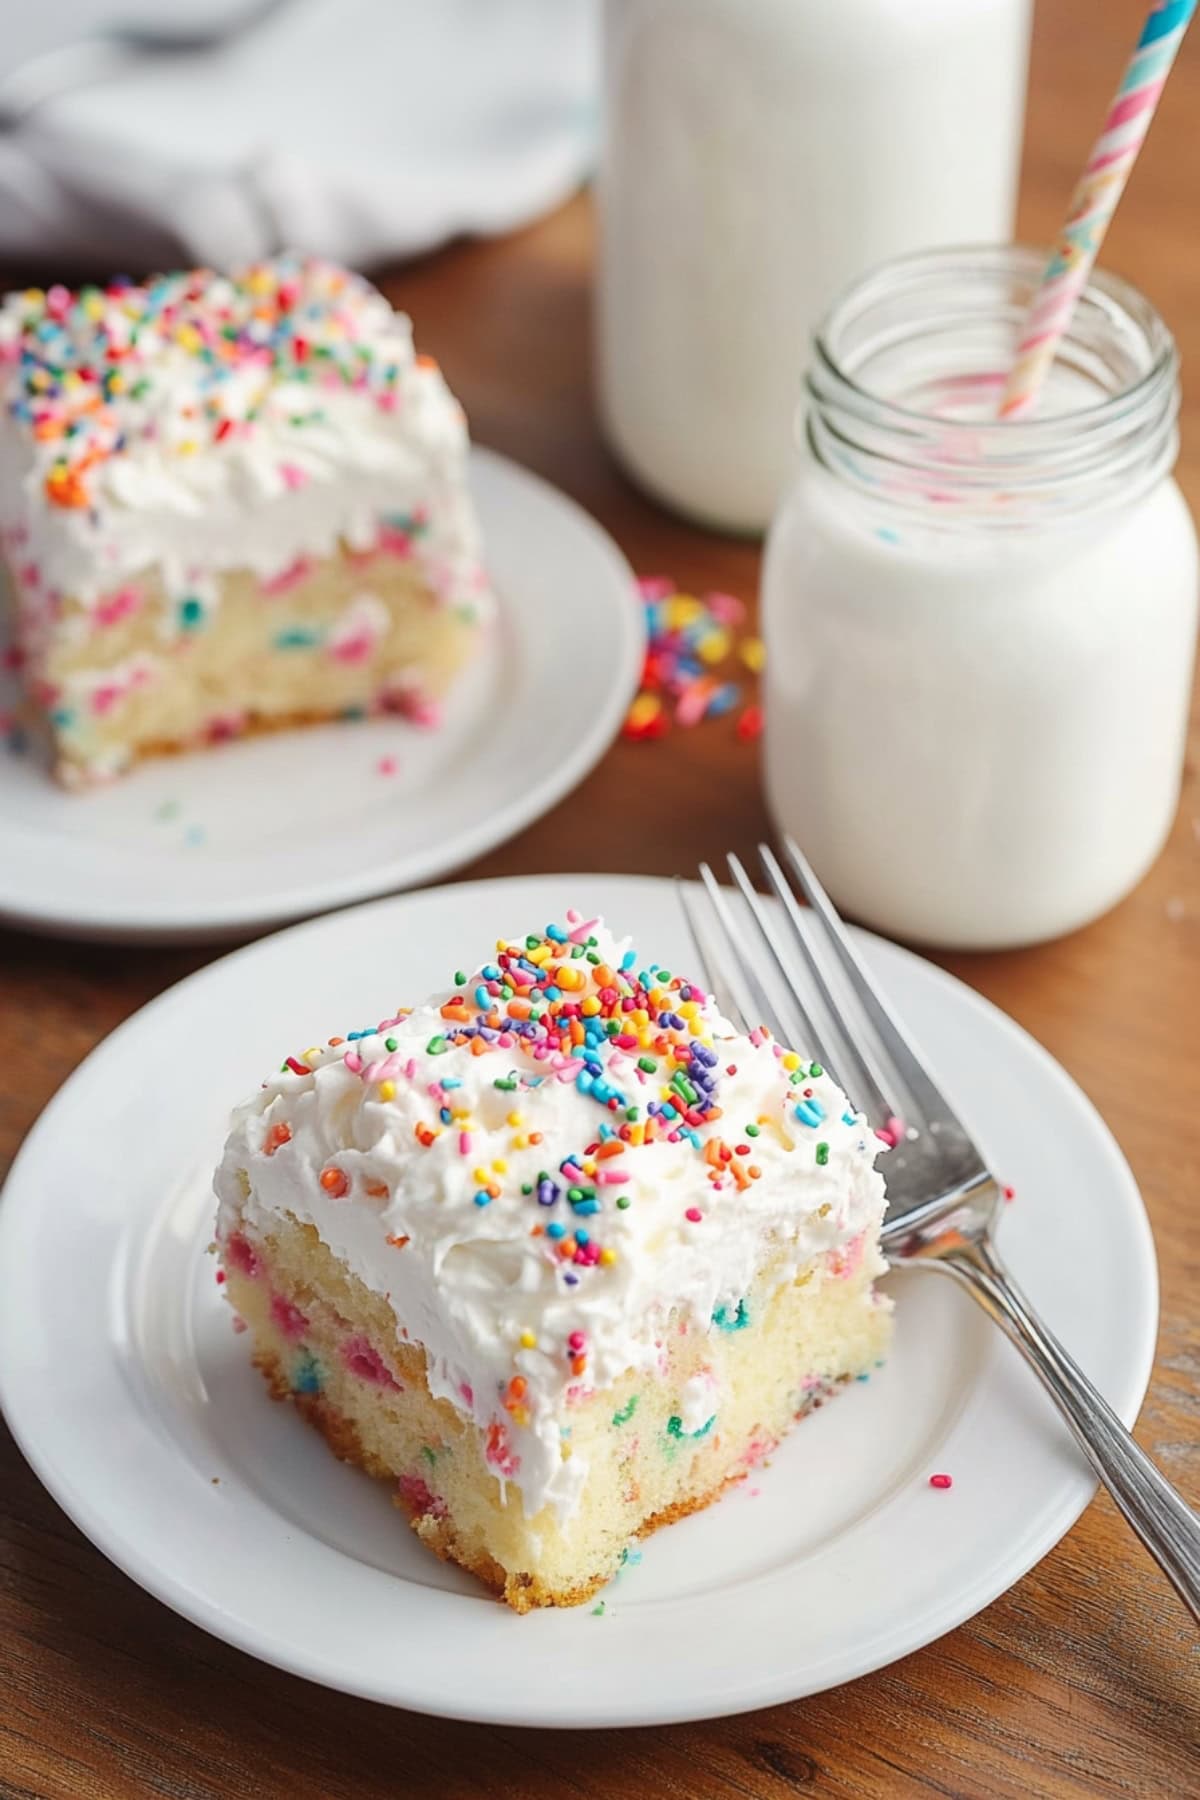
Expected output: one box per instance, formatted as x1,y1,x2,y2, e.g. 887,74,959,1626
810,242,1177,435
804,244,1179,525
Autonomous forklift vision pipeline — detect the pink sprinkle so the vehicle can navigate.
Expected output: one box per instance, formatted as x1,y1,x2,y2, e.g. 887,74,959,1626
458,1131,471,1156
685,1207,703,1223
232,1316,248,1334
568,1330,586,1352
260,556,311,597
91,683,122,717
929,1473,953,1490
343,1050,363,1075
598,1170,630,1185
224,1233,261,1279
637,575,676,601
279,462,309,490
93,585,141,627
397,1472,447,1520
1003,1185,1016,1203
460,1382,474,1406
342,1335,400,1389
270,1293,309,1340
875,1114,906,1148
706,590,746,624
377,755,399,777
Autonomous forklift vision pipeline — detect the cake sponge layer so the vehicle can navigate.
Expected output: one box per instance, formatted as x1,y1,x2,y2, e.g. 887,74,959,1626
220,1207,891,1610
16,541,479,785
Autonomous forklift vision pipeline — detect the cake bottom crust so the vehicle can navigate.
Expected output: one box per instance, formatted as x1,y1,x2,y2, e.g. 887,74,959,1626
220,1208,892,1612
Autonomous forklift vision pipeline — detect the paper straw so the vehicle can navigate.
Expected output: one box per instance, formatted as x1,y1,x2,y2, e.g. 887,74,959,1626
999,0,1197,419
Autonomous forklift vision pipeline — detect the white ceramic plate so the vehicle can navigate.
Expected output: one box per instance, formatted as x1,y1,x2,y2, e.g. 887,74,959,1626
0,874,1158,1728
0,451,642,942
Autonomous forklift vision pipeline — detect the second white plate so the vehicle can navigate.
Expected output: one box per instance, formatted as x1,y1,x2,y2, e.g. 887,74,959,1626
0,874,1158,1727
0,450,643,941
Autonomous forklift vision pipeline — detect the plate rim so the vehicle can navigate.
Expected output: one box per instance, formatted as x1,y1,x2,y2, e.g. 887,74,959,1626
0,449,645,942
0,873,1160,1726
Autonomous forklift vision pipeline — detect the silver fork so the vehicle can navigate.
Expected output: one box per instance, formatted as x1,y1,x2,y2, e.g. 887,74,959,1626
679,838,1200,1623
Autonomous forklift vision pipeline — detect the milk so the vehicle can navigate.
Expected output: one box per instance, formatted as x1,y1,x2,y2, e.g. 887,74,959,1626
762,249,1198,950
597,0,1032,533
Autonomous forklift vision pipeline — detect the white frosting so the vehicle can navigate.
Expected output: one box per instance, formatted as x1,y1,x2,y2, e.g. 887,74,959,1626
214,916,886,1522
0,257,492,625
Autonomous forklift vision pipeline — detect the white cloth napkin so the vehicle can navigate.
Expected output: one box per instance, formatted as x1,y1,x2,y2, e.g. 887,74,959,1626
0,0,598,270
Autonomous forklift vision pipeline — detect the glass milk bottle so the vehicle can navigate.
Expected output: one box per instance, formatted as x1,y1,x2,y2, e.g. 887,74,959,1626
763,247,1198,951
597,0,1032,533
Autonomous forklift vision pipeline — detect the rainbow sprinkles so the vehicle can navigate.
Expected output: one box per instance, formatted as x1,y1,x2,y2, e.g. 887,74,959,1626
0,255,493,785
214,909,893,1610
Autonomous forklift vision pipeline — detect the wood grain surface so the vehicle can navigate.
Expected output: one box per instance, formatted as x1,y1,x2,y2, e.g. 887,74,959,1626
2,4,1198,1795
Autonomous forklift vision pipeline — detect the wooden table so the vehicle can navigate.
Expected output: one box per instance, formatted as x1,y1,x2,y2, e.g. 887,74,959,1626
2,7,1198,1795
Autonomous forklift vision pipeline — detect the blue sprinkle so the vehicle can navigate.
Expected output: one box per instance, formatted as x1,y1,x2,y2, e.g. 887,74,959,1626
441,1077,462,1090
620,950,637,971
546,924,568,943
794,1099,826,1128
546,1222,566,1239
842,1109,856,1126
473,1191,492,1207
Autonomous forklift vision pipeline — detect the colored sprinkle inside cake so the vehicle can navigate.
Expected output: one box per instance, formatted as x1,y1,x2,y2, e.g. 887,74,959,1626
213,911,892,1610
0,256,492,786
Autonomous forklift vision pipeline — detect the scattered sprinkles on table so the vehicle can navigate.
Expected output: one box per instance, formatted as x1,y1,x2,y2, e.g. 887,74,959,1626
625,577,763,743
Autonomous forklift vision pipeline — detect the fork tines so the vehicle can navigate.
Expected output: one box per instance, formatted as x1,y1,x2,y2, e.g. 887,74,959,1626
680,839,972,1150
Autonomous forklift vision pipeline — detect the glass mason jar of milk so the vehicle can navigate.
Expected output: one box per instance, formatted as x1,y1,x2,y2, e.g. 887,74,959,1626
763,246,1198,951
597,0,1032,533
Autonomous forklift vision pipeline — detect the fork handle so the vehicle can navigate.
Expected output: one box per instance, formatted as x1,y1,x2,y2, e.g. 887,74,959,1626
933,1235,1200,1624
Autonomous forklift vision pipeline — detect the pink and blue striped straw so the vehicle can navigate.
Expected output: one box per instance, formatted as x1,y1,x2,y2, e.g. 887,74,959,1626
1000,0,1196,419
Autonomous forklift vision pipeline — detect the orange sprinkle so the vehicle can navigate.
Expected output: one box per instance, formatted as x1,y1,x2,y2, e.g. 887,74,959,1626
319,1166,349,1198
470,1037,488,1056
571,1354,587,1377
366,1181,390,1199
264,1121,292,1156
596,1141,625,1161
386,1234,410,1249
507,998,532,1020
440,1001,471,1022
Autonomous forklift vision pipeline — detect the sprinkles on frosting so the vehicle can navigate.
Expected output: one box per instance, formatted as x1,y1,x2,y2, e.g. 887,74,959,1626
0,256,425,512
270,911,859,1395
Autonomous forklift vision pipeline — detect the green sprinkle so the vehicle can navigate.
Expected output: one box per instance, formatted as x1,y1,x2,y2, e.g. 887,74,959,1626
591,1602,606,1617
494,1077,518,1091
426,1035,448,1055
637,1057,657,1075
625,1106,640,1122
611,1395,639,1427
616,1195,631,1210
421,1444,437,1468
274,624,322,649
745,1122,760,1136
178,596,205,630
384,1037,398,1053
520,1183,533,1195
586,950,601,964
666,1413,715,1441
809,1062,824,1078
816,1141,830,1166
712,1299,751,1332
